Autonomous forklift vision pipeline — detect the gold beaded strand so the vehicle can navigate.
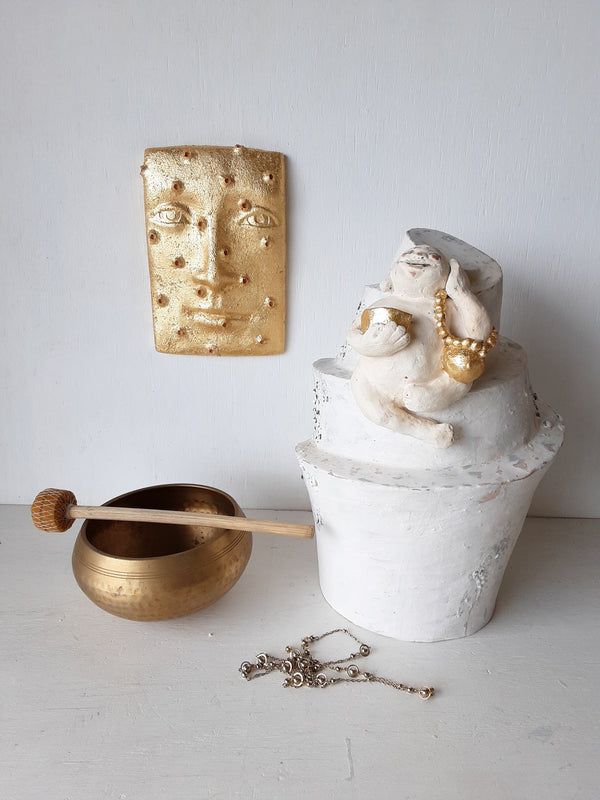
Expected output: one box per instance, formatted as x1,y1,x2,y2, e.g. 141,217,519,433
434,289,498,383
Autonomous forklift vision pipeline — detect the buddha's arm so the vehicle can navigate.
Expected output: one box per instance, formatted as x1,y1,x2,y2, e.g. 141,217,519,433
347,317,410,357
445,259,493,340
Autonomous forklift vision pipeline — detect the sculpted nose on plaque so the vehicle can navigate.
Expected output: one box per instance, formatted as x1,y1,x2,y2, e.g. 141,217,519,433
190,230,237,290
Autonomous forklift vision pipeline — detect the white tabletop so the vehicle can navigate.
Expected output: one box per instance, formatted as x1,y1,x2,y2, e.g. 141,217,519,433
2,506,599,799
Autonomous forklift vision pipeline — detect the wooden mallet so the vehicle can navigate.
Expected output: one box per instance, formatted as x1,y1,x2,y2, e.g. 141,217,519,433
31,488,314,539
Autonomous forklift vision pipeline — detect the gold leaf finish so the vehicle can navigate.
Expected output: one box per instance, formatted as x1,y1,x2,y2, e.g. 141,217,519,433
142,145,286,355
71,484,252,621
434,289,498,383
360,307,413,333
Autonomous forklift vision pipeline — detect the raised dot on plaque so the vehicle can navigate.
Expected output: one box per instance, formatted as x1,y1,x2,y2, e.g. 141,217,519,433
265,297,275,308
176,327,186,337
261,237,270,248
197,218,207,231
239,274,249,285
148,229,160,244
156,294,169,307
238,198,251,211
219,175,234,187
172,180,184,192
221,247,230,257
173,257,185,268
256,335,265,344
262,172,274,183
182,150,192,160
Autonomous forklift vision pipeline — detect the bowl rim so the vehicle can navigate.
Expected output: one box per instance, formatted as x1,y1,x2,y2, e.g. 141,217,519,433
78,482,247,563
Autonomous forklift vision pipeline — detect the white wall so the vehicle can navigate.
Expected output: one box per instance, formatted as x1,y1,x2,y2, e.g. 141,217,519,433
2,0,599,515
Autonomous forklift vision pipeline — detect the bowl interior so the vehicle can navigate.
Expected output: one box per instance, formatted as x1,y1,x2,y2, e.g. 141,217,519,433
84,484,237,559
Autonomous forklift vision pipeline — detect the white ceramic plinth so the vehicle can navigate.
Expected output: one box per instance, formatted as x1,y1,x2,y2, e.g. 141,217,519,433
297,403,564,642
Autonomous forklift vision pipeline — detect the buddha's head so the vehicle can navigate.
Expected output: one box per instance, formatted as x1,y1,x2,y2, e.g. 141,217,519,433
386,245,450,298
142,145,286,355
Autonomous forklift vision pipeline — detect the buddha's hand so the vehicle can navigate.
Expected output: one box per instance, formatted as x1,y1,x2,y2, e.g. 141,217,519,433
348,321,410,357
445,258,471,298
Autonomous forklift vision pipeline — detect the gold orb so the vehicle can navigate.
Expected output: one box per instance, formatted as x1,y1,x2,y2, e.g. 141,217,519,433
442,347,486,383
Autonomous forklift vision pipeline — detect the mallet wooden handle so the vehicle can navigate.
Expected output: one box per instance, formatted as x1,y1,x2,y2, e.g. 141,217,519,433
31,488,314,539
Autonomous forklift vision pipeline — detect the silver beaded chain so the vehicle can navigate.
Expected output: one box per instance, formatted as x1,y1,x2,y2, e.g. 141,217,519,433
239,628,434,699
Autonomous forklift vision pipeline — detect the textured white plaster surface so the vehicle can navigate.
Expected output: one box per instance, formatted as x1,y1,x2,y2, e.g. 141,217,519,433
298,397,563,641
298,227,564,640
313,339,539,470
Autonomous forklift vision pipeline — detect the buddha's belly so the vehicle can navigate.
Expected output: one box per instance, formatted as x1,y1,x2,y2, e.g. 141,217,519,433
356,339,443,397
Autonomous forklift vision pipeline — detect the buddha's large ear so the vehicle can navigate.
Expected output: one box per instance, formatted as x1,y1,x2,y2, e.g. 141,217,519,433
380,274,393,292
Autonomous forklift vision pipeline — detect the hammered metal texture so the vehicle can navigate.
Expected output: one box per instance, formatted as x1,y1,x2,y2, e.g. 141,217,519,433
71,484,252,620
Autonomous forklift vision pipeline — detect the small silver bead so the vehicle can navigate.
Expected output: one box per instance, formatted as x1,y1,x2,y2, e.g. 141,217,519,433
359,644,370,657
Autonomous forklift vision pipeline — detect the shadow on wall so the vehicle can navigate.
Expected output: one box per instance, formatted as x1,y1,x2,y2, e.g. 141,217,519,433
502,262,594,516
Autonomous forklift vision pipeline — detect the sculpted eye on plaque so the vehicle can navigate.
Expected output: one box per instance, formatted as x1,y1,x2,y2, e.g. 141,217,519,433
149,203,191,227
239,207,279,228
141,145,286,356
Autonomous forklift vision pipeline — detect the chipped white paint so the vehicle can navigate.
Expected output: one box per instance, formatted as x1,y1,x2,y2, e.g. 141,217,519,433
297,231,564,641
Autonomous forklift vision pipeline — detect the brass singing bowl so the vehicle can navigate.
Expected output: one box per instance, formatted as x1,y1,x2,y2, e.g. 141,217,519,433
71,484,252,621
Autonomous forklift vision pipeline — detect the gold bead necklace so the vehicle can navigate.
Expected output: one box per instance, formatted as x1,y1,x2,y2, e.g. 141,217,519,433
434,289,498,383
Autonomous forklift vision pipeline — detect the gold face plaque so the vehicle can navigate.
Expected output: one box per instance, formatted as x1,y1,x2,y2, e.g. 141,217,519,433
141,145,286,355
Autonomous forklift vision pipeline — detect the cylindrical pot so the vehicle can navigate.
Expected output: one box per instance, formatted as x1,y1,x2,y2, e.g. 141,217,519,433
297,402,564,642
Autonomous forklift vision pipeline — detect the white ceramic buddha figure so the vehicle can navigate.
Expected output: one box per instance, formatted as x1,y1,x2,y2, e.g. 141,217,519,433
347,245,493,447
